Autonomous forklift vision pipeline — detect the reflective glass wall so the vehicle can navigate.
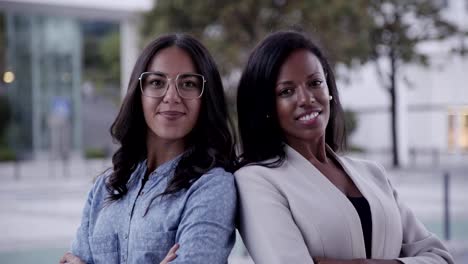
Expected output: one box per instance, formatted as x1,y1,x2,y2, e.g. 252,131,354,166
6,13,81,158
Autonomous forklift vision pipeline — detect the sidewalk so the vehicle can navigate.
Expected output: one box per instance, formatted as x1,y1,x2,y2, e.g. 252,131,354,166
0,159,466,263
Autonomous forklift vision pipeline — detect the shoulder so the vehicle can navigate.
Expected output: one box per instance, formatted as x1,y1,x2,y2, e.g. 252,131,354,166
234,162,289,200
187,167,236,198
234,159,289,184
181,167,236,215
194,167,235,187
235,158,285,177
87,169,113,200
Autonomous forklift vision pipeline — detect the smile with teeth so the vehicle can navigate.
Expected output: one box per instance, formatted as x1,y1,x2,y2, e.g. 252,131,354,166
298,112,320,121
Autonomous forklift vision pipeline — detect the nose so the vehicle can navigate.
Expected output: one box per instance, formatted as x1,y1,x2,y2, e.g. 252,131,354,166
162,80,181,103
297,86,315,106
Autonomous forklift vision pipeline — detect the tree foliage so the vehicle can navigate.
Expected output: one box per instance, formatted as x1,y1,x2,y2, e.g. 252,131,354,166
368,0,457,84
367,0,458,166
82,22,120,99
142,0,373,77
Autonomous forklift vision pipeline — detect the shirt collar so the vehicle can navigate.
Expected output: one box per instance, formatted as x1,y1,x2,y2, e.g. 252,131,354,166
150,153,183,178
134,152,185,180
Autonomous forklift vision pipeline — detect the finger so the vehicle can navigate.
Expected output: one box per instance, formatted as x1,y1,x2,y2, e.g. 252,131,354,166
160,254,175,264
166,244,180,261
60,252,72,263
166,252,177,261
168,243,180,254
160,244,179,264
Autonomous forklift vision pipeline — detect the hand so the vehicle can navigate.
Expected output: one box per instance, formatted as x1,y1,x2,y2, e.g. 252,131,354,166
59,252,85,264
160,243,180,264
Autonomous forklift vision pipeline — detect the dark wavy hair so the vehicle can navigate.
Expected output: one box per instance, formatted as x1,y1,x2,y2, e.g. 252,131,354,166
107,33,235,201
237,31,346,168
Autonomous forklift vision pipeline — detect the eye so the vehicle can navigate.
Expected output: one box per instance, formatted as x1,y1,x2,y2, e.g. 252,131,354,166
181,80,197,89
150,80,165,88
145,75,167,89
307,79,323,88
278,87,294,97
178,75,202,90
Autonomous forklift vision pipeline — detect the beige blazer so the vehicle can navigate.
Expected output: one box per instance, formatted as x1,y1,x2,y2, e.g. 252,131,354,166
235,145,453,264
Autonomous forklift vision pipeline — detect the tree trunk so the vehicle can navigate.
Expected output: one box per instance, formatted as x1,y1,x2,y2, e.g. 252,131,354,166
390,50,399,167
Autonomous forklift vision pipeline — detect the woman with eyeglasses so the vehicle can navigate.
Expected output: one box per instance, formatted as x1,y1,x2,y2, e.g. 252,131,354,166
60,33,237,264
235,31,453,264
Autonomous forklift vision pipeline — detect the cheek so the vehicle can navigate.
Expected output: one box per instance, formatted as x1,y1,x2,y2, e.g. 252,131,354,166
275,100,293,129
141,98,157,117
188,100,202,122
276,99,292,119
141,99,150,119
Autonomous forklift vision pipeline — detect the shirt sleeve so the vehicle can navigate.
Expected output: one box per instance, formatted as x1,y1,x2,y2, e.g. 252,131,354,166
70,175,106,264
375,166,455,264
171,169,237,264
234,167,314,264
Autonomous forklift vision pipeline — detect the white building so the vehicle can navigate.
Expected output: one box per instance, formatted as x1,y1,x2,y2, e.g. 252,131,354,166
339,0,468,167
0,0,153,158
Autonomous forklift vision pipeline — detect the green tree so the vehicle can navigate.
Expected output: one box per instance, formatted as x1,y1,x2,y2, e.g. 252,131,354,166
142,0,372,76
368,0,457,167
82,22,120,101
99,32,121,84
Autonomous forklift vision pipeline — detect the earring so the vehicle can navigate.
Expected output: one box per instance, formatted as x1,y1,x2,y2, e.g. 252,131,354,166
329,95,333,101
266,114,270,119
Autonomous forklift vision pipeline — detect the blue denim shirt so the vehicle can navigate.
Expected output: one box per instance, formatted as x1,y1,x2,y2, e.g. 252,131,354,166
71,156,237,264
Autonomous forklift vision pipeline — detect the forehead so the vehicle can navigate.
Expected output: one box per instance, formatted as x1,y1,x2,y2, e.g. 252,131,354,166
146,46,197,75
277,49,324,81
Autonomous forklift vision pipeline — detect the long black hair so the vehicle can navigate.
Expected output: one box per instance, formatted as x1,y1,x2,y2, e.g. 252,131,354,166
236,30,346,168
107,33,235,201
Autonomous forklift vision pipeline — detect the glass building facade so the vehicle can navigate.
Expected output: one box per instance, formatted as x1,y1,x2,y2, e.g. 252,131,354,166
5,13,82,158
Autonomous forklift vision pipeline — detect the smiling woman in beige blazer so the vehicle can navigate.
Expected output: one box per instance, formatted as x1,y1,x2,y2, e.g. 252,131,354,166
235,31,453,264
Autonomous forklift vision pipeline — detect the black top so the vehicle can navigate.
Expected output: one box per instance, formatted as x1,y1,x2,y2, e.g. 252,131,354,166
348,196,373,259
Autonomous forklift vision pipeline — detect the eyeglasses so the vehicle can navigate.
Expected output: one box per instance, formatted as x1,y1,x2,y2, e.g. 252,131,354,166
139,72,206,99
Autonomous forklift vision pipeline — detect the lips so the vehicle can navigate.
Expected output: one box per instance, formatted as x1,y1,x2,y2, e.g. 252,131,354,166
295,110,321,125
158,111,185,120
296,110,321,120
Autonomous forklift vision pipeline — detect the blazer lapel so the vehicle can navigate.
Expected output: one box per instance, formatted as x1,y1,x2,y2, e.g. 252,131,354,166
331,151,387,258
285,145,367,259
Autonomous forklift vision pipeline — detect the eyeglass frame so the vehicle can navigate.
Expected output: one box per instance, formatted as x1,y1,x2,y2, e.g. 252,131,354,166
138,71,206,99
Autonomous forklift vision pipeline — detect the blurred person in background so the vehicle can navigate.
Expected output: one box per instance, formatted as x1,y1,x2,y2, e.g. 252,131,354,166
235,31,454,264
60,33,237,264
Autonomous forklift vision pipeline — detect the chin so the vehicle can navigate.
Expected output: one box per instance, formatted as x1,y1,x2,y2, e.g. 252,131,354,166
160,133,189,141
292,130,326,142
149,127,191,142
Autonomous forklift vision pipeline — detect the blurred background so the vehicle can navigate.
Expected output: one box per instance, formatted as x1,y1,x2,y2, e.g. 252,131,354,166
0,0,467,263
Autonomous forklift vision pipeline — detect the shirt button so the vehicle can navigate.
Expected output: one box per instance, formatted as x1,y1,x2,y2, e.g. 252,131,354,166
124,234,128,239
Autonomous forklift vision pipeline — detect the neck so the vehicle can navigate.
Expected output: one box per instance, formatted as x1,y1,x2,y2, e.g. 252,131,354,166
287,136,329,164
146,134,186,173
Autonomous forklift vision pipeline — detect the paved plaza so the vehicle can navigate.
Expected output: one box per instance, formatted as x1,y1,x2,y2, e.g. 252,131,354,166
0,158,466,263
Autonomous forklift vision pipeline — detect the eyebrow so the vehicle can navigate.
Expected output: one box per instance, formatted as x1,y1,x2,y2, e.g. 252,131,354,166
276,72,324,86
144,71,167,76
144,71,199,77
